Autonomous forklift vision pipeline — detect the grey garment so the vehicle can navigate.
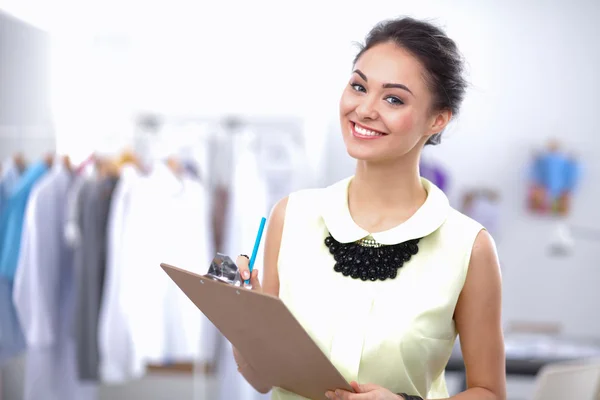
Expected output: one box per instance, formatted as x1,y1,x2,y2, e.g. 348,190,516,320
74,176,118,381
207,131,234,190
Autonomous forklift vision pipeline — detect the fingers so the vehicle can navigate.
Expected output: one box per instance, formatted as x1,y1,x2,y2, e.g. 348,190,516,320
350,381,362,393
235,255,261,291
236,255,250,281
351,382,381,392
325,389,369,399
326,382,385,399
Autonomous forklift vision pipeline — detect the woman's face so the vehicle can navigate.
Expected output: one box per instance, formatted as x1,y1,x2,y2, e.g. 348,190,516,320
339,41,449,163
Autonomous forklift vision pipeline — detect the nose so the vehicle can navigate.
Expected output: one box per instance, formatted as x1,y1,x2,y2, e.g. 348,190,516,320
355,96,379,120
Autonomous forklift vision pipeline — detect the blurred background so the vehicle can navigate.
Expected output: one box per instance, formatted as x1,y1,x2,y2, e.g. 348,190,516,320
1,0,600,399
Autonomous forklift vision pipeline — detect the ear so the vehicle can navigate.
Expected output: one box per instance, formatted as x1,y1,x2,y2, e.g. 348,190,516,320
426,109,452,138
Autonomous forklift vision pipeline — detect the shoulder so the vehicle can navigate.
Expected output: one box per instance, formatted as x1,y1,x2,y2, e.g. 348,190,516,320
443,208,499,276
433,207,494,270
443,207,485,233
469,229,500,276
270,195,289,225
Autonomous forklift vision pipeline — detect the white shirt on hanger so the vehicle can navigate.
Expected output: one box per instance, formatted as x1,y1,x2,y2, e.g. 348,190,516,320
100,162,213,383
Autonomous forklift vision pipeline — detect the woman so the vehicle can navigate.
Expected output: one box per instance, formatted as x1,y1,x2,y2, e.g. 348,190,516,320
234,17,506,400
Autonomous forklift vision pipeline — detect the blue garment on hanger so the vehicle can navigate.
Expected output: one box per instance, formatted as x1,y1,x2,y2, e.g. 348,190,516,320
532,152,571,200
564,158,581,192
0,159,22,216
0,161,48,280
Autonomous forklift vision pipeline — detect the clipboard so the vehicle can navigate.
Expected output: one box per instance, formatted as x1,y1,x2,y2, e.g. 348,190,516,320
161,263,353,399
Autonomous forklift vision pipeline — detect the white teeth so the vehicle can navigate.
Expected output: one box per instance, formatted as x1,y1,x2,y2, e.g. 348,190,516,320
354,124,383,136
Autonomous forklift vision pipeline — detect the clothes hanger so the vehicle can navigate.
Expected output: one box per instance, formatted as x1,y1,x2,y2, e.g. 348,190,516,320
44,153,54,168
94,156,119,178
63,155,72,172
13,152,27,172
166,156,184,177
75,153,96,175
117,148,146,174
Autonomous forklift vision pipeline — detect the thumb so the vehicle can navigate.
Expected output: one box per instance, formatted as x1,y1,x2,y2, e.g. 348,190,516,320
250,269,262,291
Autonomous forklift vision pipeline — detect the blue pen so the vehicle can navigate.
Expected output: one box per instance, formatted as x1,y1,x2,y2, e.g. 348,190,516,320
246,217,267,284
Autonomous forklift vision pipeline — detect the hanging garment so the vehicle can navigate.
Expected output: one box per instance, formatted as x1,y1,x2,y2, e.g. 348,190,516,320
206,127,235,253
73,175,118,381
12,162,97,400
259,133,313,211
0,158,22,214
64,176,88,249
0,161,48,280
100,163,212,382
0,279,25,365
218,131,271,400
98,165,140,383
0,158,25,364
0,161,48,365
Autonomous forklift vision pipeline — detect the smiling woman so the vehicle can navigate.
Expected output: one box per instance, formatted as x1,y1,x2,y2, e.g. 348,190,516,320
232,17,506,400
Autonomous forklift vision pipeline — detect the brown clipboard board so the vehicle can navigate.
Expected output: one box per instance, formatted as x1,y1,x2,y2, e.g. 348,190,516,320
160,263,353,400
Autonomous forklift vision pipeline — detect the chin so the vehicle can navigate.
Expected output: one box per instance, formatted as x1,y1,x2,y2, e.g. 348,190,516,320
344,143,388,162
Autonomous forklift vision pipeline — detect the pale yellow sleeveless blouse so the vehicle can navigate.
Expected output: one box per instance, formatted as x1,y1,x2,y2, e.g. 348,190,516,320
271,176,483,400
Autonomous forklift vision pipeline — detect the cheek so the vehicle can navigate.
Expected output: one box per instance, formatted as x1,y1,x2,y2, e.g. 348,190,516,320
339,89,356,117
385,111,415,135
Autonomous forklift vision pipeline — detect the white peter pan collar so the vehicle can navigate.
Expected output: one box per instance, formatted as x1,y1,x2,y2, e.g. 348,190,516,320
321,176,450,245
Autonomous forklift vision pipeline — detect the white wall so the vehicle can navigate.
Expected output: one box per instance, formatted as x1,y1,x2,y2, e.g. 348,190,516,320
0,10,54,161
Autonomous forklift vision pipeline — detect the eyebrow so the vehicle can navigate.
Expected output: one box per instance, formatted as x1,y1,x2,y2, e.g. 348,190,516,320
352,69,414,96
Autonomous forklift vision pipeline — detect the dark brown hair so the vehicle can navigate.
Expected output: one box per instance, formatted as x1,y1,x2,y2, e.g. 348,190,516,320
354,17,467,145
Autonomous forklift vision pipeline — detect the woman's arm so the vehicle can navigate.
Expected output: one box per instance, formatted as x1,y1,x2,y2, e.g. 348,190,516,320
233,196,288,392
261,196,287,298
450,229,506,400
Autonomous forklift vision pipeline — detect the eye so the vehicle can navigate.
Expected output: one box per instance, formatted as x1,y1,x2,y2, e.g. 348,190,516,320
350,82,366,93
385,96,404,106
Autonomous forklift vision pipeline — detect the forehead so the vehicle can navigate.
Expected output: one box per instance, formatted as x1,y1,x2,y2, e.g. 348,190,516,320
354,42,426,90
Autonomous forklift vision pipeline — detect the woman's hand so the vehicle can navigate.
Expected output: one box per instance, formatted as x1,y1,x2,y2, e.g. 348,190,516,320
236,255,262,291
326,381,405,399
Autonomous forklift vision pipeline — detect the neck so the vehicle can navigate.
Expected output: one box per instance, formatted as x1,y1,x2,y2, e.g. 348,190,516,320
353,158,424,204
348,154,426,232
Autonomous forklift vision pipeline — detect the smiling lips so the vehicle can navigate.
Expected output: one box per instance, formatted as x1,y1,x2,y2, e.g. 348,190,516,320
351,122,387,140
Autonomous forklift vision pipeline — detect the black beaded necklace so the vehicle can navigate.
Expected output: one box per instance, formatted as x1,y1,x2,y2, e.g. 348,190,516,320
324,234,421,281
